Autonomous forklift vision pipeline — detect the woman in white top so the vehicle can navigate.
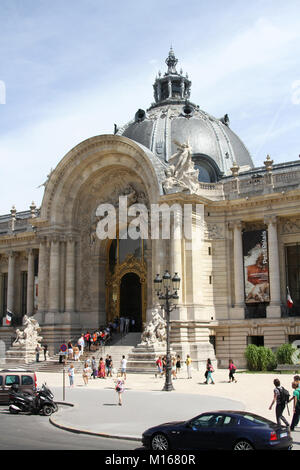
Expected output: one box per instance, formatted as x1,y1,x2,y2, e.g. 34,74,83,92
82,362,90,386
115,377,125,406
68,364,75,388
120,356,127,380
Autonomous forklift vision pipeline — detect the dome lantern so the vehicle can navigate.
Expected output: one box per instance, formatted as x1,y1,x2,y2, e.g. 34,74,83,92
152,48,191,107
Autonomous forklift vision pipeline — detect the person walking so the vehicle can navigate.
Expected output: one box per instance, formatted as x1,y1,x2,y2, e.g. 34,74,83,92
82,362,90,386
91,356,98,379
120,355,127,380
269,378,290,427
73,345,80,361
68,364,75,388
98,357,106,379
228,359,237,383
204,359,215,384
176,355,181,376
105,355,110,376
67,342,73,360
78,334,85,357
290,380,300,431
108,356,113,377
186,355,192,379
155,356,163,378
115,377,125,406
43,344,48,361
171,356,177,379
35,344,41,362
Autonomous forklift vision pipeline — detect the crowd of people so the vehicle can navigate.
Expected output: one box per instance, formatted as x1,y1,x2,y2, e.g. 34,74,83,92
66,347,300,424
67,353,127,405
60,317,136,362
155,355,237,385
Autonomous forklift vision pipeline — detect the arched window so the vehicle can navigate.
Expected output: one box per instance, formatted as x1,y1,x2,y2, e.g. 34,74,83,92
192,154,221,183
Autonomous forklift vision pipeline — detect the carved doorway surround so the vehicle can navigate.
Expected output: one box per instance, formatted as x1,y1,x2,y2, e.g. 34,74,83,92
105,253,147,326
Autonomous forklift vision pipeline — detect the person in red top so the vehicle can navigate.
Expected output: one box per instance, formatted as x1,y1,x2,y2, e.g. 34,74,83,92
155,356,163,377
84,332,91,351
228,359,237,383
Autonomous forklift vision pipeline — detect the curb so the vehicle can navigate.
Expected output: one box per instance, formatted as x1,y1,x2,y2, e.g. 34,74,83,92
49,402,142,442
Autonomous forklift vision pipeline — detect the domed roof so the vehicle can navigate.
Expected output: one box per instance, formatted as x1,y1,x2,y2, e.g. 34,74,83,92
116,49,254,180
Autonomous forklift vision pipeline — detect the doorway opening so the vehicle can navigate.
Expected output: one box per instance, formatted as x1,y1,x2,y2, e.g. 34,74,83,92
120,272,142,331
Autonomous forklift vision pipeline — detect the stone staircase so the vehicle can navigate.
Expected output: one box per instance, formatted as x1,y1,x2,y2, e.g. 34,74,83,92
0,332,142,375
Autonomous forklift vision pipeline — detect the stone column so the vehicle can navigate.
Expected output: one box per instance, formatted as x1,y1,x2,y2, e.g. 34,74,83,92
7,251,16,314
26,249,35,315
265,216,281,317
233,221,245,306
169,208,187,324
65,237,76,312
170,209,183,304
49,238,60,313
37,238,47,314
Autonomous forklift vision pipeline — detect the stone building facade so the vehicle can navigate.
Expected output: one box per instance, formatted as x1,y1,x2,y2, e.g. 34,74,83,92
0,49,300,368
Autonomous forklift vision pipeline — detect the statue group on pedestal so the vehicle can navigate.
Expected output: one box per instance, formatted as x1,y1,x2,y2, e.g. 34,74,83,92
13,315,43,349
140,309,167,346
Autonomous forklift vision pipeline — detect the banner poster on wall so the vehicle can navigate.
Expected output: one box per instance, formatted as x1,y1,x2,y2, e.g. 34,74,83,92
242,229,270,303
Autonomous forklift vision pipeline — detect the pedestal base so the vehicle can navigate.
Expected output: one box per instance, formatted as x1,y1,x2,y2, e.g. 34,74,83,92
5,346,38,364
126,343,176,374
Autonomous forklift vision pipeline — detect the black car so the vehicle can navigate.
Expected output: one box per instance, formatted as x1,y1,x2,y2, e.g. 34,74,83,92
142,411,293,450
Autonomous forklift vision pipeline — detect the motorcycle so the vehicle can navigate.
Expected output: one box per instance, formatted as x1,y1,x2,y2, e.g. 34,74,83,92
9,383,58,416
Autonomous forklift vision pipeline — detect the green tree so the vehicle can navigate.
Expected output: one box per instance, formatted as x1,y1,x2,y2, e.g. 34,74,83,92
276,343,296,364
245,344,260,371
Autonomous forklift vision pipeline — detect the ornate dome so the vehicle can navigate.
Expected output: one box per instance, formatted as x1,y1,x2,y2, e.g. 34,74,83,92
116,49,254,182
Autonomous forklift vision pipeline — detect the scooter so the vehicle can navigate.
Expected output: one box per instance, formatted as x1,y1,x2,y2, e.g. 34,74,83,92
9,383,58,416
38,383,58,415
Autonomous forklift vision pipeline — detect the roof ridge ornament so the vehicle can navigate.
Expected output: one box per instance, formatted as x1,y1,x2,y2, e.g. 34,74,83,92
165,46,178,75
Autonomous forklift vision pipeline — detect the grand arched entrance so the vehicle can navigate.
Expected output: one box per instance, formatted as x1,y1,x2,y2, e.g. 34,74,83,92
120,273,142,331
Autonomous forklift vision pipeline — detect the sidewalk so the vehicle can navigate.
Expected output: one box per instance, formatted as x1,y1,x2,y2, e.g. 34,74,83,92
36,368,298,440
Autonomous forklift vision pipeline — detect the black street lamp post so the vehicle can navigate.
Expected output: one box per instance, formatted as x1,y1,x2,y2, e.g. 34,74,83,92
154,270,181,392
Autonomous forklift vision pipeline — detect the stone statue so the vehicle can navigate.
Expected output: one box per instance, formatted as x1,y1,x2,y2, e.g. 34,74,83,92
13,315,43,348
140,309,167,346
37,168,53,189
163,140,200,194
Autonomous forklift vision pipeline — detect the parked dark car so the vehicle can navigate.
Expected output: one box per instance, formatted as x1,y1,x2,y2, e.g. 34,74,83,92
142,411,293,450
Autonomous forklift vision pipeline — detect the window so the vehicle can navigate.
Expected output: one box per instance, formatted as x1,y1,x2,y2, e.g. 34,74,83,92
192,155,220,183
242,414,273,426
223,416,236,426
5,375,20,386
21,375,33,386
247,336,264,347
190,414,224,429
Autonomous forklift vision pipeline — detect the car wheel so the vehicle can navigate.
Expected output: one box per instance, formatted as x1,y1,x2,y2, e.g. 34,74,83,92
233,439,254,450
151,433,170,450
42,405,54,416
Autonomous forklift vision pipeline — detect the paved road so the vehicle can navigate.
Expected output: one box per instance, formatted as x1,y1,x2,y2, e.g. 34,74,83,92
0,406,137,450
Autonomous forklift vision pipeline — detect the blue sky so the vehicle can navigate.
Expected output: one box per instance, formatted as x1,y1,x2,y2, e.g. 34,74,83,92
0,0,300,213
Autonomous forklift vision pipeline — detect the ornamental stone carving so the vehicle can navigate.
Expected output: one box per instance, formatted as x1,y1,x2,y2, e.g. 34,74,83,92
204,222,225,239
12,315,43,348
162,141,200,194
281,218,300,234
140,309,167,346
